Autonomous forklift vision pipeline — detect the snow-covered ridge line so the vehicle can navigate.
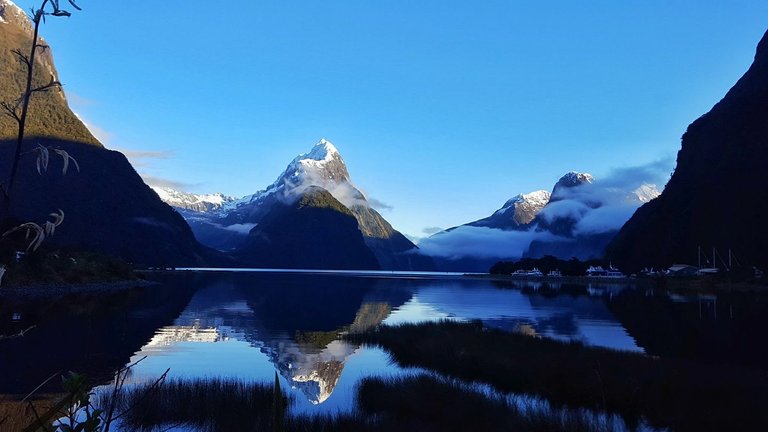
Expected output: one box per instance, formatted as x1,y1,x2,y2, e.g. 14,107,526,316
495,190,551,215
151,186,239,212
153,138,355,215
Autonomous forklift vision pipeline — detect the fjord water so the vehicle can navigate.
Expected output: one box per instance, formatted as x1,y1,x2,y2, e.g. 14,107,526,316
3,271,768,415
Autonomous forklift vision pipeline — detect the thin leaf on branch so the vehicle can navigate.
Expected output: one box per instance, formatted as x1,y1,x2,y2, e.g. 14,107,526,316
31,145,79,175
52,149,80,174
33,144,49,175
3,223,44,252
2,210,65,252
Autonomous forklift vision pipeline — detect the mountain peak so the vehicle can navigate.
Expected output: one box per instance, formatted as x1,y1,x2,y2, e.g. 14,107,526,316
282,139,350,190
551,171,594,201
306,138,339,159
506,190,551,207
557,171,594,187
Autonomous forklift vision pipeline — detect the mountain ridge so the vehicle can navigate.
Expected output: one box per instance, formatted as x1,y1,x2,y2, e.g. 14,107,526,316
607,28,768,271
0,3,217,266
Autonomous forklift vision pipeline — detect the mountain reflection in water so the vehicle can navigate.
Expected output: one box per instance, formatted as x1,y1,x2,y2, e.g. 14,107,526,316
4,271,768,415
121,273,644,411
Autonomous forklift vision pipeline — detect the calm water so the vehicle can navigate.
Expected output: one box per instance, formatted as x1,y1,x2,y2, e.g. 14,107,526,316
3,270,768,416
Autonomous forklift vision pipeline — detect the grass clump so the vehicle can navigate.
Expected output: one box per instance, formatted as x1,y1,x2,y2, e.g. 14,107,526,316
355,374,625,432
118,375,623,432
347,320,768,432
114,378,288,432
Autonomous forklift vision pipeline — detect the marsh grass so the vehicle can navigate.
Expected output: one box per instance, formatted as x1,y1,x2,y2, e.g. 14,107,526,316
355,374,627,432
347,320,768,431
111,378,289,432
117,375,624,432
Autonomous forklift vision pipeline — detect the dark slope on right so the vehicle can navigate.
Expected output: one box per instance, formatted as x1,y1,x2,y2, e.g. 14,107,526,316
607,29,768,271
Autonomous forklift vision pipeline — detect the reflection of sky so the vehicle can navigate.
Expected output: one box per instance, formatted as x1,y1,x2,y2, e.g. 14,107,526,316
383,283,642,352
125,337,399,415
383,296,453,325
123,278,405,414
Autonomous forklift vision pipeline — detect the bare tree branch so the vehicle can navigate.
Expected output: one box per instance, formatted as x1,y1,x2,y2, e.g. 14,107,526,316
30,78,62,93
11,49,31,68
0,101,22,122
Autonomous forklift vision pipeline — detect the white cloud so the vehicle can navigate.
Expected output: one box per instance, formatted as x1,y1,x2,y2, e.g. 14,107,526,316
573,204,638,235
141,175,194,191
368,197,394,212
543,157,674,236
416,158,674,260
422,226,444,235
417,226,568,260
219,223,257,234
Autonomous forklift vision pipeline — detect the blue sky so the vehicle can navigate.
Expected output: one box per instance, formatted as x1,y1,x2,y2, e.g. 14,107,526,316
26,0,768,238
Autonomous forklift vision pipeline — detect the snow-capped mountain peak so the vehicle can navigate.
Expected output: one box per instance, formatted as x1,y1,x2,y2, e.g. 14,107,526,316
286,139,349,185
214,139,358,216
304,138,339,161
491,189,551,225
551,171,594,201
558,171,595,187
502,190,551,210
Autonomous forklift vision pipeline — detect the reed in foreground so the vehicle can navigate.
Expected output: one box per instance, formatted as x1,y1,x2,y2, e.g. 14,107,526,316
118,375,621,432
113,377,287,432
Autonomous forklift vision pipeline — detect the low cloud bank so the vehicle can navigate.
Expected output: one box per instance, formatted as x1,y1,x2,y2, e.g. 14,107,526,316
545,157,673,236
417,226,568,260
280,171,371,210
418,158,674,260
219,222,257,234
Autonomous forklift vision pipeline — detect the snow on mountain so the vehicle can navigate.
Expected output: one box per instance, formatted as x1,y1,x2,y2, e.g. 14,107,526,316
153,139,428,269
151,186,238,213
0,1,30,31
632,184,661,203
551,171,595,201
493,190,551,220
218,138,364,217
150,139,358,224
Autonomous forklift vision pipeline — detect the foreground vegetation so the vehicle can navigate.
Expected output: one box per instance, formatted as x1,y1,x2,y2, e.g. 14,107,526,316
114,376,625,432
0,247,135,287
348,320,768,432
7,373,629,431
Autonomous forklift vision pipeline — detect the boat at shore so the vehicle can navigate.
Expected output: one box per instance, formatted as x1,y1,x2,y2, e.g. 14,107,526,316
512,268,544,277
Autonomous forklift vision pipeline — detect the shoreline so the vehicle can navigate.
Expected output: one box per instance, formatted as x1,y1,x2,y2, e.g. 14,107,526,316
464,273,646,285
470,272,768,292
0,278,158,300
